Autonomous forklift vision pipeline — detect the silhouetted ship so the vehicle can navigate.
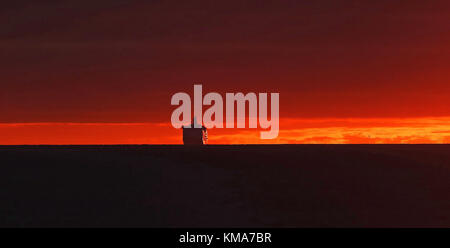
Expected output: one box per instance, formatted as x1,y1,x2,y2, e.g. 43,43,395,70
182,119,208,145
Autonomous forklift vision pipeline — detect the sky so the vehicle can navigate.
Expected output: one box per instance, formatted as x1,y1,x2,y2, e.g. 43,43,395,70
1,0,450,144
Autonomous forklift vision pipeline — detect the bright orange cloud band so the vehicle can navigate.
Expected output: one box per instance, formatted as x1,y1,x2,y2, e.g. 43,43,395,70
2,117,450,145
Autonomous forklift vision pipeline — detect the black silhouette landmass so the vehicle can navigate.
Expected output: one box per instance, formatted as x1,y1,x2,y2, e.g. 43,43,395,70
0,145,449,227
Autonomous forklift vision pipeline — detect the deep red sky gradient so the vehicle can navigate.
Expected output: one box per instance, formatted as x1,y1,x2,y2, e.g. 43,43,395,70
1,1,450,144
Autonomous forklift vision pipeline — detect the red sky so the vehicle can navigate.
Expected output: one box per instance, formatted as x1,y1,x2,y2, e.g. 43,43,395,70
1,1,450,144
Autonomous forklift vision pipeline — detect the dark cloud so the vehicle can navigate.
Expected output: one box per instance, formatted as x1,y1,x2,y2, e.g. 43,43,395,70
1,0,450,122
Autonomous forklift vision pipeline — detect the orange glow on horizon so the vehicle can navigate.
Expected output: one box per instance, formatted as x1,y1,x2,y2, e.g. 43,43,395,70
2,117,450,145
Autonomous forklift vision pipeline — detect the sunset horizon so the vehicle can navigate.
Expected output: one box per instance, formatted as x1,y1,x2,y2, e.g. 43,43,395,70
2,1,450,145
3,116,450,144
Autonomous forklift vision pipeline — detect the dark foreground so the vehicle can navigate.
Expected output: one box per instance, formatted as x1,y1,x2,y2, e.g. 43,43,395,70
0,145,449,227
